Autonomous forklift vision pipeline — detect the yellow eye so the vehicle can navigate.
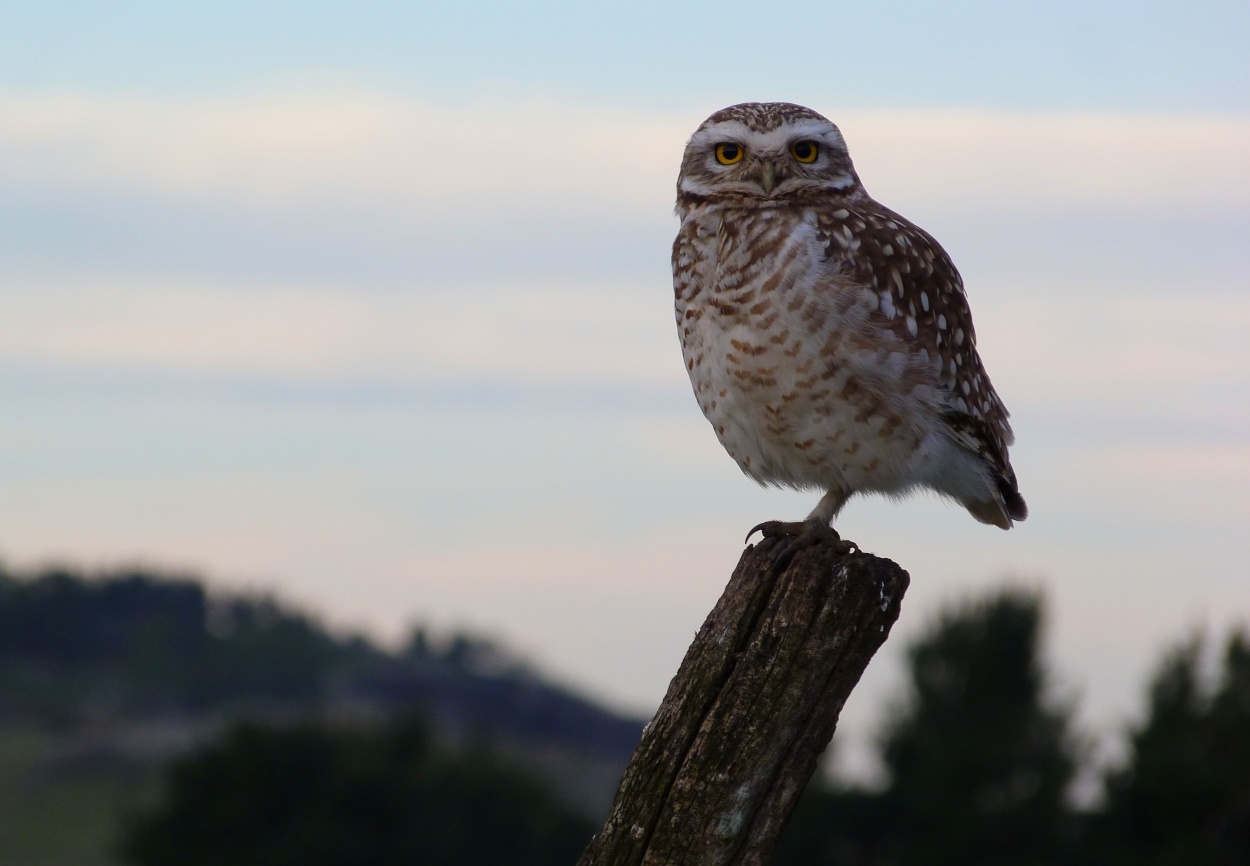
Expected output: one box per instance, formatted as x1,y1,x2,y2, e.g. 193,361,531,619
715,143,744,165
790,140,819,163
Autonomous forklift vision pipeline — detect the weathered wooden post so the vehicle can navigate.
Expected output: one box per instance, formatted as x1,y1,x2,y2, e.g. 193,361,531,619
578,533,909,866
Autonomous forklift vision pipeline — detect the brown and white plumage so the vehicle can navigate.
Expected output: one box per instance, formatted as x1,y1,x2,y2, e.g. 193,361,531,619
673,102,1026,530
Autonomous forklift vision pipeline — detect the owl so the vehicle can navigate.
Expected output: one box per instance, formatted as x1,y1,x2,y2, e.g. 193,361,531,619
673,103,1026,547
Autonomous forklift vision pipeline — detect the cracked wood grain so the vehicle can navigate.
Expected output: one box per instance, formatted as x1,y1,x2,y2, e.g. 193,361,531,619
577,534,909,866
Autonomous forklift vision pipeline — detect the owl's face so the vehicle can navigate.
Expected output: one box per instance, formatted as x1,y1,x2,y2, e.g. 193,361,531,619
676,102,863,207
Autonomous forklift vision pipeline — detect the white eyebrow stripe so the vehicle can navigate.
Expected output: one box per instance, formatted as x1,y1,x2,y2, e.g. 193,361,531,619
689,119,845,153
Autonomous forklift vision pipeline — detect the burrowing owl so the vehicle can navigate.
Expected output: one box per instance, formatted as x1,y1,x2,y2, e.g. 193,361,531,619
673,103,1026,544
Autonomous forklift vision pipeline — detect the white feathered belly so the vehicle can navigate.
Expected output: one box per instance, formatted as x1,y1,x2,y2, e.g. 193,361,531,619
683,297,943,497
674,205,963,501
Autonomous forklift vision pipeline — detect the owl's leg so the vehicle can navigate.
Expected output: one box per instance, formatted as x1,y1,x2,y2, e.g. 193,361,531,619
745,488,853,570
746,489,848,540
807,488,849,526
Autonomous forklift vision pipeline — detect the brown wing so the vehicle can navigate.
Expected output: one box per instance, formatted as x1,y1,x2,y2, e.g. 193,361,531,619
814,198,1019,486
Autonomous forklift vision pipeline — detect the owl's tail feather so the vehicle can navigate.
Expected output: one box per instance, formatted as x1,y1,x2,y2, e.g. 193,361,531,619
965,472,1028,530
965,499,1013,530
997,473,1028,522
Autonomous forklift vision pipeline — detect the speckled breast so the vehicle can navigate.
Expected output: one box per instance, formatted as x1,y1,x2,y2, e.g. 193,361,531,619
674,204,935,495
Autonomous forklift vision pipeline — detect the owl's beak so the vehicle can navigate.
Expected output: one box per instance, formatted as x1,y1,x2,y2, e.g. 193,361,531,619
760,161,776,195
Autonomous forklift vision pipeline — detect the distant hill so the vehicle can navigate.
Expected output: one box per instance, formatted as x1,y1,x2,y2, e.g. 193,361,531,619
0,566,643,815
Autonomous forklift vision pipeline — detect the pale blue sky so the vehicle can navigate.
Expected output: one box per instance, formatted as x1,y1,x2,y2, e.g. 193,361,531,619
2,1,1247,109
0,1,1247,781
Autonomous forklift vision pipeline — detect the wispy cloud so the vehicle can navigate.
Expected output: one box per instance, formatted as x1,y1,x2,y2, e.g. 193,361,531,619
2,89,1246,225
0,274,681,386
2,87,1246,401
841,110,1250,210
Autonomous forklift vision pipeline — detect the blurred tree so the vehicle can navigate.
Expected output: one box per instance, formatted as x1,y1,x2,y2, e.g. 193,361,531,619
0,569,342,719
878,588,1078,864
119,718,595,866
775,588,1080,865
1091,630,1250,865
774,786,891,866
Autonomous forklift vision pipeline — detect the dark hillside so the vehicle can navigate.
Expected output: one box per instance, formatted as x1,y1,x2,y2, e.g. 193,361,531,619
0,566,643,818
0,570,337,720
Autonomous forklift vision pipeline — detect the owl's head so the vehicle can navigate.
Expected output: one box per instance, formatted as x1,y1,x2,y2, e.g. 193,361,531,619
676,103,863,208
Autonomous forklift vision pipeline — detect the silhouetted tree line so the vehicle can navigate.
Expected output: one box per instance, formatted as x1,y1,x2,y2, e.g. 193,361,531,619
0,567,642,758
775,590,1250,865
119,718,595,866
4,567,1246,863
0,568,340,720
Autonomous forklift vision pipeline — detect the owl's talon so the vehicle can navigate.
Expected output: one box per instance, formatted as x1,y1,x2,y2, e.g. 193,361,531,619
745,520,802,544
749,518,854,572
749,520,809,541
